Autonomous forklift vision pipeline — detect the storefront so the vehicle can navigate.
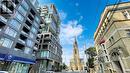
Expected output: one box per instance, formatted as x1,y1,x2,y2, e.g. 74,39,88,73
0,53,35,73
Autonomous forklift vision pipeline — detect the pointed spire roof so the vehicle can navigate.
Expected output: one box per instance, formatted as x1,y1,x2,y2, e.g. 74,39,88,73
73,36,78,49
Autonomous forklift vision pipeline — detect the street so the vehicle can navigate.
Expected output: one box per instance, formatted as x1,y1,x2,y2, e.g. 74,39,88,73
55,71,87,73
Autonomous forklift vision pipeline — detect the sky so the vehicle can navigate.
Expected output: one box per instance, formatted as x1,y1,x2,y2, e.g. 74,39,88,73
38,0,130,65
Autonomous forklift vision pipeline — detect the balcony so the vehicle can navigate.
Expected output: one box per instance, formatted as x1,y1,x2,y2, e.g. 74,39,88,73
15,43,25,51
13,48,36,60
18,39,25,44
27,18,33,23
22,26,30,35
21,31,28,36
0,16,7,22
0,21,6,32
28,14,34,22
40,24,45,28
19,34,27,44
25,24,30,30
34,46,38,51
0,1,17,17
0,4,12,14
0,29,2,32
30,9,36,16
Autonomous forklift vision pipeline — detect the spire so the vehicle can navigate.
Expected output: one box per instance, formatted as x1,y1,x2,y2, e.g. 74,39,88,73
74,36,78,48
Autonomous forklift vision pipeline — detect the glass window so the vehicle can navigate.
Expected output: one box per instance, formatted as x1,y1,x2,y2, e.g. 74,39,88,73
33,21,39,28
41,51,49,58
35,16,40,23
24,47,32,54
29,32,35,39
15,11,24,22
18,5,27,16
51,20,56,31
9,19,21,30
31,27,37,34
0,38,13,48
5,27,17,38
22,0,29,10
26,39,34,47
122,10,130,19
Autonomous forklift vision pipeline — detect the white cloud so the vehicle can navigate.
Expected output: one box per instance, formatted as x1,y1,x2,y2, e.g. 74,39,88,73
59,10,67,21
60,20,83,45
62,48,72,66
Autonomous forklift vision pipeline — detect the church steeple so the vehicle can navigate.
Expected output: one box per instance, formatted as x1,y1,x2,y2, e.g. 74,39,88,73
74,37,78,49
70,36,83,71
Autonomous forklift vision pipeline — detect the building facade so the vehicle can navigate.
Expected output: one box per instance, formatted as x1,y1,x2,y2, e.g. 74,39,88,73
69,38,83,71
94,2,130,73
34,4,62,73
0,0,44,73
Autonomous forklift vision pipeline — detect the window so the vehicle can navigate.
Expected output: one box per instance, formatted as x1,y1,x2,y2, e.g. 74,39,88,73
104,50,107,54
125,29,130,36
109,39,112,44
0,38,13,48
18,5,27,16
122,10,130,19
50,20,56,32
106,56,109,61
31,27,37,34
102,44,105,49
33,21,39,28
26,40,34,47
9,19,21,30
22,0,29,10
24,47,32,54
5,27,17,38
15,11,24,22
29,32,35,39
35,16,40,23
41,51,49,58
109,36,114,44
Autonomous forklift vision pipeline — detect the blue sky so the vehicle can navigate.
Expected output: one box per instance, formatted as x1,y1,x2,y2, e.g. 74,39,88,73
38,0,130,65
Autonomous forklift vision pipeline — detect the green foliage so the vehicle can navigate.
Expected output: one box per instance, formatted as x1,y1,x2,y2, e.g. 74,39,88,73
86,47,97,57
62,63,67,70
88,57,94,68
86,47,97,68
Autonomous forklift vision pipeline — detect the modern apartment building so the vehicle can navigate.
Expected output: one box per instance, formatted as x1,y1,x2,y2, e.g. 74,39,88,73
33,4,62,73
94,2,130,73
0,0,44,73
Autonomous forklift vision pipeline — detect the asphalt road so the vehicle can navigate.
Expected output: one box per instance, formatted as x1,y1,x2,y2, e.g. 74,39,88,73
55,71,87,73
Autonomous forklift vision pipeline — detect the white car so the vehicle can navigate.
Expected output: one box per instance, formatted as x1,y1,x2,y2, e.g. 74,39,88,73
0,71,8,73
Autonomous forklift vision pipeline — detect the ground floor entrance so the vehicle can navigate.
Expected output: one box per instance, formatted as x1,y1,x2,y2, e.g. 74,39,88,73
0,61,30,73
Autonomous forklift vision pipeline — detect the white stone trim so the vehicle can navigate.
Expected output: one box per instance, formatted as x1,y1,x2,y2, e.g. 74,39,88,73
122,56,130,59
125,69,130,71
105,27,130,43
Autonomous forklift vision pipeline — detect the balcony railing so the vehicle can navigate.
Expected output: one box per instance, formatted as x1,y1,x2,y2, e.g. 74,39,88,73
13,48,36,60
21,31,28,36
0,29,2,32
34,46,38,51
0,4,12,13
18,39,25,44
0,16,7,22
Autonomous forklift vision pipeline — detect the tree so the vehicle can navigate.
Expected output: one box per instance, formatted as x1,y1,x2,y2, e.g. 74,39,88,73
85,47,97,68
62,63,67,70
